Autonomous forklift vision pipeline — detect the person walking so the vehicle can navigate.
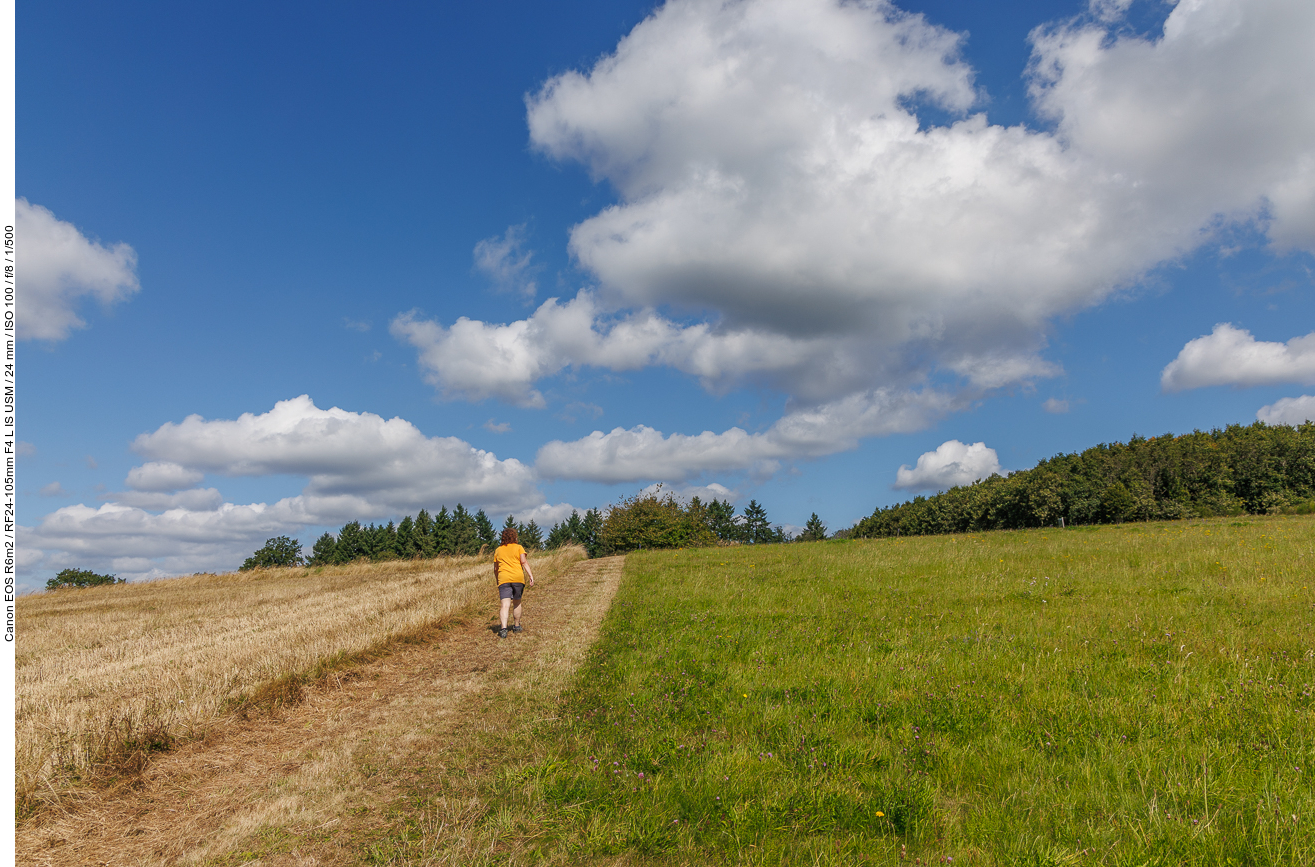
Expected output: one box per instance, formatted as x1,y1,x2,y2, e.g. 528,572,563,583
493,526,534,639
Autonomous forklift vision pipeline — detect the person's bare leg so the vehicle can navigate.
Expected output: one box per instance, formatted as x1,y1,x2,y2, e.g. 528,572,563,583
513,599,523,628
500,597,512,630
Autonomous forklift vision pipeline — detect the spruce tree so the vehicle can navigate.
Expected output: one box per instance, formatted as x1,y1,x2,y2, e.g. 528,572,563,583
545,518,572,549
336,521,366,562
798,512,828,542
581,508,604,557
742,500,772,544
396,515,417,558
450,505,480,555
414,509,436,558
474,509,496,550
564,510,584,543
432,506,453,555
706,499,741,542
519,519,544,551
307,532,338,565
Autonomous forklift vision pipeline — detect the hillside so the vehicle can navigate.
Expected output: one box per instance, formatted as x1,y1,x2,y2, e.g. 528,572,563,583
854,421,1315,539
450,515,1314,864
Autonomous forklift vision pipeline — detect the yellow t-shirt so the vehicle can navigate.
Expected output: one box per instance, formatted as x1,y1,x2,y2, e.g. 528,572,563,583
494,543,526,585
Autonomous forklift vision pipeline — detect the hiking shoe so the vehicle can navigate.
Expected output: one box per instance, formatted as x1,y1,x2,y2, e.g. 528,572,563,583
512,625,523,634
498,627,508,639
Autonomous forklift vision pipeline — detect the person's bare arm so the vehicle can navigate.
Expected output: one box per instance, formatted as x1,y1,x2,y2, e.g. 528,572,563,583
520,551,534,586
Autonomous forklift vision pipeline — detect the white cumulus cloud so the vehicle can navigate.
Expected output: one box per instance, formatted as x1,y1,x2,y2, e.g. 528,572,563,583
401,0,1315,446
1161,324,1315,392
17,198,140,341
400,0,1310,425
130,395,546,520
1256,395,1315,426
125,461,206,492
893,440,1002,493
536,387,962,483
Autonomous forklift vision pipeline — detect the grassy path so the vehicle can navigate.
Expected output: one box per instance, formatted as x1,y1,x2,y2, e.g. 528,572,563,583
16,555,625,866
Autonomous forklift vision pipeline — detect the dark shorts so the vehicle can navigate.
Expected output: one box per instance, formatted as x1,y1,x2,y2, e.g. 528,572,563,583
498,582,525,601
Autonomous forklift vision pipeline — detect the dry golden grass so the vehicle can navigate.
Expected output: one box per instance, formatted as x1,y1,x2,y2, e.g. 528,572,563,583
15,547,585,817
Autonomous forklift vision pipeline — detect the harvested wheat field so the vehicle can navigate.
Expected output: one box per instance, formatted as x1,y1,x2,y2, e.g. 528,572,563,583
15,547,587,821
17,550,624,866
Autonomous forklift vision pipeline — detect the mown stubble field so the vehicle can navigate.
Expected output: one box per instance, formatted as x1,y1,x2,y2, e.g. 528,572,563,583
15,547,585,819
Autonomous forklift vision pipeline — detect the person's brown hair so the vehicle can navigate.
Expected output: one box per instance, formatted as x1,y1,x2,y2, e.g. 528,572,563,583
501,527,518,545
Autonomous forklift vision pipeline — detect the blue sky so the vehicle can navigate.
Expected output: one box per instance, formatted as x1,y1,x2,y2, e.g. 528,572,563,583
17,0,1315,590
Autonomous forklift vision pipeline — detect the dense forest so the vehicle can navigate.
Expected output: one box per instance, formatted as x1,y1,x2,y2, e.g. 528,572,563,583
850,421,1315,539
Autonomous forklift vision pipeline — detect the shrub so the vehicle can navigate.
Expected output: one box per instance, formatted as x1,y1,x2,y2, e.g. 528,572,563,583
600,490,717,553
45,568,124,591
240,536,304,571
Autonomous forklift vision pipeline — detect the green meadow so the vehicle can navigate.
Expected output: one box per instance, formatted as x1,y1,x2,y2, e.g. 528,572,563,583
447,516,1315,866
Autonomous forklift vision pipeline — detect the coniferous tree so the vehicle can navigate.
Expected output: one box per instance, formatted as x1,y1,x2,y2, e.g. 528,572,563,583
581,508,604,557
503,514,518,533
336,521,366,562
474,509,496,550
564,510,584,543
706,499,742,542
432,506,453,555
414,509,436,558
362,524,382,560
307,532,339,565
545,520,571,549
362,522,397,561
519,519,544,551
396,515,417,558
742,500,773,544
450,505,481,555
798,513,828,542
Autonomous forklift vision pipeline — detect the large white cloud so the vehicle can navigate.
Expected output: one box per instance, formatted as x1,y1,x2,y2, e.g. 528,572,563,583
1256,395,1315,426
129,395,545,519
1161,324,1315,391
892,439,1001,493
391,292,961,407
17,198,140,341
397,0,1315,421
536,387,962,483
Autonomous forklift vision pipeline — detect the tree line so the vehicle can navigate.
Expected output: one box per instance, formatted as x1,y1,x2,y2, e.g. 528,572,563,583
239,491,801,570
850,421,1315,539
240,505,609,570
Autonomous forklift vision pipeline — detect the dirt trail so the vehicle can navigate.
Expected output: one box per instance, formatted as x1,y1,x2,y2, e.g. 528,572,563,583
18,555,626,867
